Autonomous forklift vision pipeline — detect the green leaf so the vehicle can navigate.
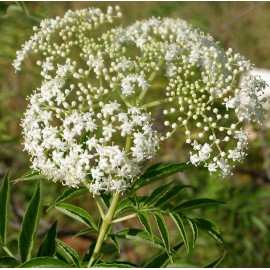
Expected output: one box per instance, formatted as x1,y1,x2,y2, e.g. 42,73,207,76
100,192,112,208
18,257,72,268
18,181,42,262
83,241,96,262
204,250,227,268
0,170,10,245
37,221,57,257
0,256,20,267
143,242,184,268
154,184,190,207
187,219,198,248
95,262,135,268
173,198,225,211
192,218,224,244
55,203,97,230
90,253,103,267
74,228,96,238
55,249,70,264
12,171,46,184
143,183,172,206
138,211,153,240
56,239,81,267
114,198,135,217
114,228,164,249
47,187,88,212
153,211,171,257
108,234,120,253
169,213,189,253
132,162,193,190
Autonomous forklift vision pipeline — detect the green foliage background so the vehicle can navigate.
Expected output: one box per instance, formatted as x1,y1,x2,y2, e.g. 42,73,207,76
0,1,270,267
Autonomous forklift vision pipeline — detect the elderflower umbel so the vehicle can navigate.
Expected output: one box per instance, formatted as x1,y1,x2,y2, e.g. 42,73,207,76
14,6,267,194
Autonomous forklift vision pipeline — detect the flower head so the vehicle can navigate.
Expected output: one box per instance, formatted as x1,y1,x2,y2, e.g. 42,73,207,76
15,6,266,194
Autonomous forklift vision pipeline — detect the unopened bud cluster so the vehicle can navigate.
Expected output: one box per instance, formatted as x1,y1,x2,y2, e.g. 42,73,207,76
14,7,266,194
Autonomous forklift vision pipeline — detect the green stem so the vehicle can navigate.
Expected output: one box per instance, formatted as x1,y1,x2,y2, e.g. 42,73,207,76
137,59,164,105
112,213,137,224
95,196,106,220
2,246,15,258
141,97,175,109
87,192,121,268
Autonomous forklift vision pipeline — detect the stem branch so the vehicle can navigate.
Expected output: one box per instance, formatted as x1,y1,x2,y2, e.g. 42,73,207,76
87,192,121,267
112,213,137,223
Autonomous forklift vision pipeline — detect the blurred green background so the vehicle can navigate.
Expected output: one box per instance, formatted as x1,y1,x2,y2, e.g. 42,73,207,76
1,1,270,267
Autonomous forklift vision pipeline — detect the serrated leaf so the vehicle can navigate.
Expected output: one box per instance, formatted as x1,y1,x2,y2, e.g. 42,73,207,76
204,250,227,268
74,228,96,238
0,170,10,245
138,211,153,240
114,198,135,217
173,198,225,212
55,249,70,264
114,228,164,249
169,213,189,253
47,187,88,212
192,218,224,244
12,171,46,184
18,257,72,268
37,221,57,257
154,184,191,208
0,256,20,267
83,241,96,262
18,181,42,262
144,183,172,206
56,239,81,267
108,234,120,253
187,219,198,248
132,162,193,190
153,211,171,257
55,203,97,230
143,242,184,268
90,253,103,267
95,262,135,268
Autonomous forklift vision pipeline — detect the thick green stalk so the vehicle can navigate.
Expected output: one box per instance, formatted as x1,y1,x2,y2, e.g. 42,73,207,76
87,192,121,268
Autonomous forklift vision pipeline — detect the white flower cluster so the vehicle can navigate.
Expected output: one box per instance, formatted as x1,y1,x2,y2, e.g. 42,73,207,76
15,6,266,193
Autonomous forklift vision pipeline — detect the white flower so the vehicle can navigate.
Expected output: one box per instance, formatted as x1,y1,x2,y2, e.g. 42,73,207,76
16,7,266,193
